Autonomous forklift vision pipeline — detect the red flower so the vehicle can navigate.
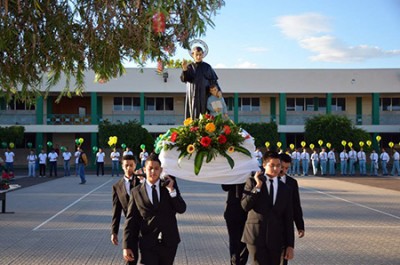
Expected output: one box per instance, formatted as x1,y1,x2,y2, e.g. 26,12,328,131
223,125,231,135
218,134,227,144
205,113,214,120
2,172,10,180
190,126,199,132
152,12,166,33
170,132,178,142
200,136,212,147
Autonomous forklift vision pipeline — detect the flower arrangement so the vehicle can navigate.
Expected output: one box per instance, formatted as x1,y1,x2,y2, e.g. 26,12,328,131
155,114,251,175
1,167,10,190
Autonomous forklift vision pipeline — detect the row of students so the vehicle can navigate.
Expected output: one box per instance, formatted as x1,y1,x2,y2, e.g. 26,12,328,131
277,147,399,177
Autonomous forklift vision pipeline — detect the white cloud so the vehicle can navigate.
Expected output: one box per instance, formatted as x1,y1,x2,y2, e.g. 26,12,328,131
300,35,400,63
214,63,227,68
276,13,400,63
234,60,258,68
244,47,269,53
276,13,331,40
214,60,258,68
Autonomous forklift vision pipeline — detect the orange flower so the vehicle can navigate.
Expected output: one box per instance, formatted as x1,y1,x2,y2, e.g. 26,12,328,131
187,144,195,154
228,146,235,153
184,117,193,126
205,122,216,133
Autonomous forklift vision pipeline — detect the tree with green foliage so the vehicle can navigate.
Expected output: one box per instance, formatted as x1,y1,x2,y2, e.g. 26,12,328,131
0,0,225,103
98,120,154,155
0,126,25,147
304,114,371,151
238,122,279,151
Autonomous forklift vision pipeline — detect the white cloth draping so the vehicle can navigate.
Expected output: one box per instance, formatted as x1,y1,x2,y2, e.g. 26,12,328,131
159,137,260,184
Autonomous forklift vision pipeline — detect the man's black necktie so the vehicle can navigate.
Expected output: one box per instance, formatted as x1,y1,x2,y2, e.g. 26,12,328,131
129,179,134,191
269,179,274,206
152,184,159,208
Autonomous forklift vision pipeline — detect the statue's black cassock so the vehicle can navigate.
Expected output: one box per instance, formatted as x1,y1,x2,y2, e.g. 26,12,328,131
180,61,219,119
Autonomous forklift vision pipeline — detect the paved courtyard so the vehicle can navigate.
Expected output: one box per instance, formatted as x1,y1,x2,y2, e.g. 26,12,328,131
1,174,399,265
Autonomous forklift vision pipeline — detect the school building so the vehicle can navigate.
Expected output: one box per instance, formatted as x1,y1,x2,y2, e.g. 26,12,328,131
1,68,399,165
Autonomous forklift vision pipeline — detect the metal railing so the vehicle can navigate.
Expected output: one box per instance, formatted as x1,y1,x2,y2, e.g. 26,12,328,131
0,112,399,126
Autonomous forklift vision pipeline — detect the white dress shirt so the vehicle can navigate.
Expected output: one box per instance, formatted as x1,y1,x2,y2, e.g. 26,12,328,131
145,179,160,204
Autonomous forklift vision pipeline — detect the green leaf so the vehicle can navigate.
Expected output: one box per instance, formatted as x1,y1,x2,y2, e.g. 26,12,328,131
178,151,187,160
206,151,214,163
222,153,235,169
194,151,207,175
234,146,252,157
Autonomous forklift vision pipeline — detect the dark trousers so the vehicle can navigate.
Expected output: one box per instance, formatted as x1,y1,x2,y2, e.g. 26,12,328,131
139,243,177,265
247,244,281,265
39,164,46,176
49,161,57,176
96,162,104,176
225,217,248,265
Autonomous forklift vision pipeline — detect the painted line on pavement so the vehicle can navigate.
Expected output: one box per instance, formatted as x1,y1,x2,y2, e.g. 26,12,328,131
303,186,400,220
33,179,114,231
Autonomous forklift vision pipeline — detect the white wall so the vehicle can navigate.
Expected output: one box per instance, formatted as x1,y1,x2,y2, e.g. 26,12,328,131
42,68,400,94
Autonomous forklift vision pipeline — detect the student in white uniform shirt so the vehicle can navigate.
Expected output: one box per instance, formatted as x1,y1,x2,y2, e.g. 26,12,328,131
357,148,367,176
300,148,310,176
310,149,319,176
348,147,357,176
4,147,15,173
339,149,348,176
319,148,328,176
74,147,81,177
96,147,106,176
380,148,390,176
48,149,58,177
123,147,133,156
370,150,379,176
139,148,149,168
291,148,301,176
26,149,37,177
62,147,72,176
38,149,47,177
391,149,400,176
111,147,121,177
254,147,263,169
327,148,336,176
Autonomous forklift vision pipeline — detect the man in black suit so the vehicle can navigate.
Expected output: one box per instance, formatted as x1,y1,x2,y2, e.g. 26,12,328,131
241,151,294,265
111,155,144,265
123,154,186,265
222,183,249,265
278,153,305,265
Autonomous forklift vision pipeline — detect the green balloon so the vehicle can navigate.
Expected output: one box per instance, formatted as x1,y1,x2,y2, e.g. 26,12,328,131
2,142,7,148
92,146,98,153
47,141,53,147
121,143,127,149
38,144,43,149
27,142,33,148
75,139,80,145
140,144,146,149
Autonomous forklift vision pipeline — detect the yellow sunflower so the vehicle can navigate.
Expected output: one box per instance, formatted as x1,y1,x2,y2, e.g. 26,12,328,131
187,144,195,154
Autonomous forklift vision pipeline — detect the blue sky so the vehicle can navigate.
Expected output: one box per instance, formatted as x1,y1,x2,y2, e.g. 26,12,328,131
138,0,400,69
